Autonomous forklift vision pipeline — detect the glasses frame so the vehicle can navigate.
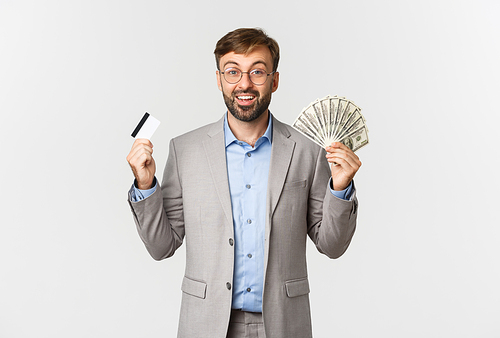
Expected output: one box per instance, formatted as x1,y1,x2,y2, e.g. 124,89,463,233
220,67,276,86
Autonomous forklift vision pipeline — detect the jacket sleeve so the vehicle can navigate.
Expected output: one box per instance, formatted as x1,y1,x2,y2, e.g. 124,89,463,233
128,138,185,260
306,146,358,259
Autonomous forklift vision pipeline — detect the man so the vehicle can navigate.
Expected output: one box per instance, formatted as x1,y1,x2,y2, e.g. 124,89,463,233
127,28,361,338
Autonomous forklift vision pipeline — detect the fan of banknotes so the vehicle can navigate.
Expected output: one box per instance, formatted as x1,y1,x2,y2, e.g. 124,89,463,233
292,95,369,152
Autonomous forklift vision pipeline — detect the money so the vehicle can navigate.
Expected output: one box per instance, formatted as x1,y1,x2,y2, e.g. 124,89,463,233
292,95,369,152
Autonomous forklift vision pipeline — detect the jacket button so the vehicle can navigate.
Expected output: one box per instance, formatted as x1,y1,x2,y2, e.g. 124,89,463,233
226,282,231,290
229,238,234,246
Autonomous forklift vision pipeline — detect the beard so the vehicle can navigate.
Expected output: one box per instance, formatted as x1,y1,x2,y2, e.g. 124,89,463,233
223,88,272,122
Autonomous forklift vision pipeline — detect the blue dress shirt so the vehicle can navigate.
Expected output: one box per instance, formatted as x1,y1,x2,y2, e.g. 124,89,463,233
224,115,272,312
129,113,354,313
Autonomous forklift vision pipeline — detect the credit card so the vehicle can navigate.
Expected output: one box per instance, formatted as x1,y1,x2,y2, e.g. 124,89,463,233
131,112,160,139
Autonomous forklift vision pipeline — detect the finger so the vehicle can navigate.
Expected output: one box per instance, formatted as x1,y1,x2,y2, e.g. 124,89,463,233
127,143,153,163
326,144,361,166
325,142,351,153
131,147,153,166
325,146,360,164
327,150,361,168
326,142,358,156
134,138,153,147
326,147,359,164
326,149,362,170
326,151,360,166
128,150,154,175
130,138,153,153
139,151,154,167
328,155,360,172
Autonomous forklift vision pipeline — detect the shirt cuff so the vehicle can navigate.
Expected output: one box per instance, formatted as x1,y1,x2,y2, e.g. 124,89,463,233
129,177,157,202
328,178,354,201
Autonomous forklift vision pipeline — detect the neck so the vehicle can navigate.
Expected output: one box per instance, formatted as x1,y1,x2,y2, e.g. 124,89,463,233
227,110,269,147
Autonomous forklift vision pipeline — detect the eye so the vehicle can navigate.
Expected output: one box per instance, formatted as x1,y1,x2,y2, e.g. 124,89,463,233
225,68,240,76
251,69,266,76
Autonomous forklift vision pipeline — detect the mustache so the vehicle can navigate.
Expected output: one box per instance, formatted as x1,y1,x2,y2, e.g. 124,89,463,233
233,90,260,97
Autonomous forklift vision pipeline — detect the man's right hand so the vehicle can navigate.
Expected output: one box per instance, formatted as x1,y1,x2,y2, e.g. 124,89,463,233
126,138,156,190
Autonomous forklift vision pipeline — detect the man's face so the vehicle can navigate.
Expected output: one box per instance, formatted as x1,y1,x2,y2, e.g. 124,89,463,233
216,46,279,122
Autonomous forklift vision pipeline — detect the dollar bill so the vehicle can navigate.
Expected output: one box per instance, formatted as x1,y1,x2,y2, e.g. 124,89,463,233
339,125,369,152
292,95,369,152
292,118,325,147
319,96,332,138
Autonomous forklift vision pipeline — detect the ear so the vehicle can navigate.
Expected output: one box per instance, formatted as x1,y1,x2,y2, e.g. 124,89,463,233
216,70,222,91
271,71,279,93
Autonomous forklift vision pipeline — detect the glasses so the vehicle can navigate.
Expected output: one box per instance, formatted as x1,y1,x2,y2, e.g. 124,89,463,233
220,67,276,85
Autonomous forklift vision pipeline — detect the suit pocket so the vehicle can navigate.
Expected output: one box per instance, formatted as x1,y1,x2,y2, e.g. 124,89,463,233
181,276,207,299
283,179,306,190
285,277,310,298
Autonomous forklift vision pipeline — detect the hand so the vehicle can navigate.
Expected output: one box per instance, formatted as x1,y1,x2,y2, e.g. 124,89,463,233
325,142,362,191
126,138,156,190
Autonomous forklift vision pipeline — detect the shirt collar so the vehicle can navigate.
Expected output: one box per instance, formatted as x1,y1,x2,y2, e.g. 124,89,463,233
224,112,273,148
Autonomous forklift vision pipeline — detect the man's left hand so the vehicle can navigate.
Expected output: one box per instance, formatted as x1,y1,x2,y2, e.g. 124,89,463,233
325,142,362,191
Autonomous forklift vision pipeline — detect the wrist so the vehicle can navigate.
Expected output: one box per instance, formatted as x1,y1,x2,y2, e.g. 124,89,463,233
135,177,156,190
330,178,349,191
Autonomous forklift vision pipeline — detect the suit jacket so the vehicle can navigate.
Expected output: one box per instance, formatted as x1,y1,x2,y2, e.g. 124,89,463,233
128,114,358,338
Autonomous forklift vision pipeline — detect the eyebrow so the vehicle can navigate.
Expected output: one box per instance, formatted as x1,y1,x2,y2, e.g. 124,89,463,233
223,60,268,70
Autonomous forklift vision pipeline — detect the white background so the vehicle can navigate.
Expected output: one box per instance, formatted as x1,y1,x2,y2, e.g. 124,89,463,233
1,0,499,337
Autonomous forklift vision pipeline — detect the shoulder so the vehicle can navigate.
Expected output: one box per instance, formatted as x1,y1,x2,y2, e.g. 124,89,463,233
171,116,224,145
272,116,322,153
272,115,330,184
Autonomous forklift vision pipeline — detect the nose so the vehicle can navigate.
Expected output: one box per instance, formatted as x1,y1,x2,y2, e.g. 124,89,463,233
237,72,253,89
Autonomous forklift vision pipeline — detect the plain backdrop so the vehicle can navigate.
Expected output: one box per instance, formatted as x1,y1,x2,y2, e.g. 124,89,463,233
1,0,499,337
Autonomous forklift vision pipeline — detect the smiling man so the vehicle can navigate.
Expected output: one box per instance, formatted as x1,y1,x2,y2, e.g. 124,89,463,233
217,45,277,126
127,28,361,338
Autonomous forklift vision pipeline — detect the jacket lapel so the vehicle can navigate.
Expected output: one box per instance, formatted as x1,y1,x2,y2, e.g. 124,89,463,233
201,114,296,247
266,116,296,235
262,116,296,285
203,117,233,227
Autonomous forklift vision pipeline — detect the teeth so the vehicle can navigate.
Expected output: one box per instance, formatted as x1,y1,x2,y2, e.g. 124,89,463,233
238,96,254,100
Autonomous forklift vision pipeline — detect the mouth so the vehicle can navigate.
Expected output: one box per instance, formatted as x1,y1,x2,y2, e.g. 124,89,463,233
235,94,257,106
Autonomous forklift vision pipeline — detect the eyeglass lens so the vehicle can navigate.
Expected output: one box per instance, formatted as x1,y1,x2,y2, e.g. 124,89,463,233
223,68,270,85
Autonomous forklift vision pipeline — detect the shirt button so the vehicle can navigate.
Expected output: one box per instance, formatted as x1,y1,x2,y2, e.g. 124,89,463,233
246,288,251,292
226,282,232,290
247,254,252,258
247,153,251,157
229,238,234,246
238,142,243,146
246,184,251,189
247,219,252,224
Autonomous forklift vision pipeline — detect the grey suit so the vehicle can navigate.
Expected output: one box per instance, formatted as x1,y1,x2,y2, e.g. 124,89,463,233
128,114,358,338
